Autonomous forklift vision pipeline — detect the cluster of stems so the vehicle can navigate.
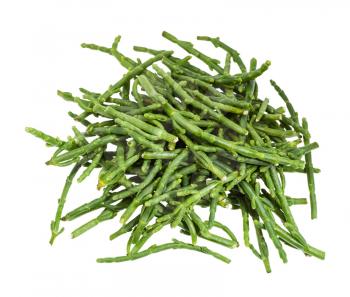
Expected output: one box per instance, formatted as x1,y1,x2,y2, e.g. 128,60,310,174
26,32,324,272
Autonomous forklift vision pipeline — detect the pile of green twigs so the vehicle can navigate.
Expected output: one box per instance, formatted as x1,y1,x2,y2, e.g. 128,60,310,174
26,32,324,272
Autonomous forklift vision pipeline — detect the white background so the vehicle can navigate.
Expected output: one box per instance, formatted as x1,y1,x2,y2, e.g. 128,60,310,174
1,0,350,296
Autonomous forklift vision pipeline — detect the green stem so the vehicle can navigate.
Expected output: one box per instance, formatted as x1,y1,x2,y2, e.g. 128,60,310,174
97,239,230,263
